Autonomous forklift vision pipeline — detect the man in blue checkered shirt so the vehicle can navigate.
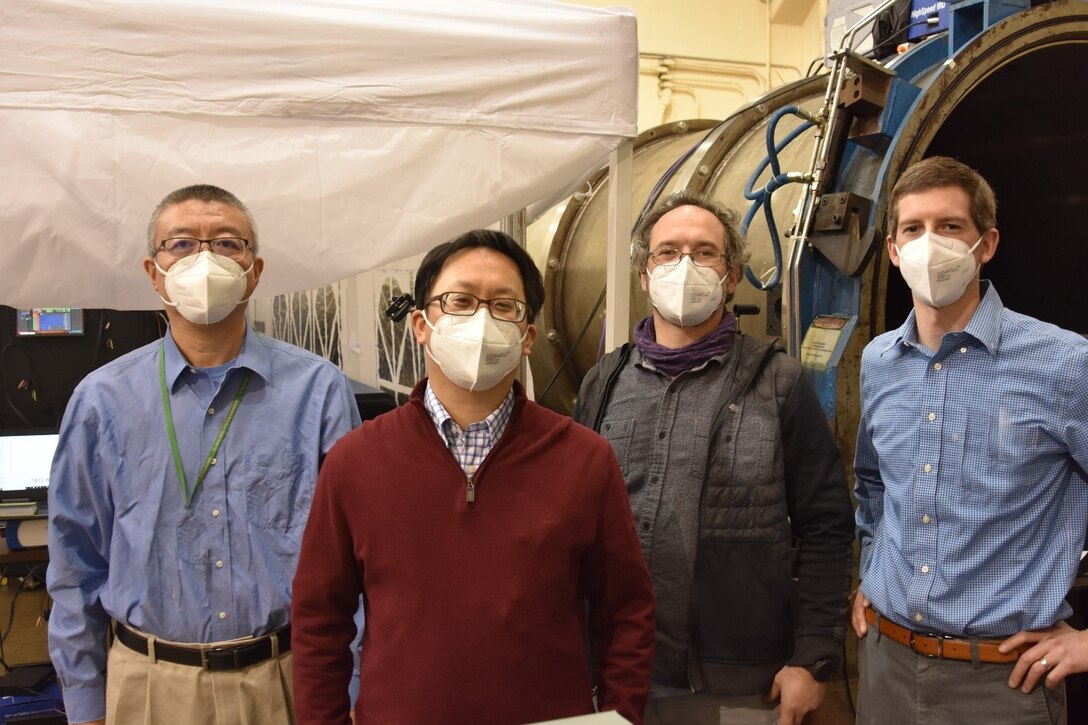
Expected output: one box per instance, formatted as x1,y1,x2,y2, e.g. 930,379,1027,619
851,156,1088,724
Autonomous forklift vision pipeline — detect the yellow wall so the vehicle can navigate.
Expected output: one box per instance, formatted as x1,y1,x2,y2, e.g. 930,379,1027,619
568,0,827,128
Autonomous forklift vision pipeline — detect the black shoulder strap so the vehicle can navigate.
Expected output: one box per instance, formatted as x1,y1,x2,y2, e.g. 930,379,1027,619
590,343,634,432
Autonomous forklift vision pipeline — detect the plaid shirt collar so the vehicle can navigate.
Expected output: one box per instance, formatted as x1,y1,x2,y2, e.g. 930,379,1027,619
423,382,515,448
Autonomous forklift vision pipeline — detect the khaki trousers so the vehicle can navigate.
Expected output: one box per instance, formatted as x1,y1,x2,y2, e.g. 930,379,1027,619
105,633,295,725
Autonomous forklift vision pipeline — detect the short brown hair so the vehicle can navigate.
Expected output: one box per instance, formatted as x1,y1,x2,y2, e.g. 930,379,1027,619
889,157,997,237
631,192,750,273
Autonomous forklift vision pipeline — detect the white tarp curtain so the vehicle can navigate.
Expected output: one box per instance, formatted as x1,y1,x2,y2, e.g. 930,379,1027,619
0,0,637,309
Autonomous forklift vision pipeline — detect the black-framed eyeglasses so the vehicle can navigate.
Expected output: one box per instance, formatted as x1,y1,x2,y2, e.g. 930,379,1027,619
424,292,528,323
157,237,251,262
649,247,726,268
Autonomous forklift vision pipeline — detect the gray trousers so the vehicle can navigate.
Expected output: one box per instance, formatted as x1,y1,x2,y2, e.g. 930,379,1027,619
644,693,778,725
857,625,1065,725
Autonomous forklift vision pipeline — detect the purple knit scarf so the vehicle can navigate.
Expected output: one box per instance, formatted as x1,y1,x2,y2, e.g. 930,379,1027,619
633,313,738,377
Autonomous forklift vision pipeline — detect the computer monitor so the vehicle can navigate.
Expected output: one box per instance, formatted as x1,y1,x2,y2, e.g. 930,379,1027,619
16,307,84,336
0,429,59,502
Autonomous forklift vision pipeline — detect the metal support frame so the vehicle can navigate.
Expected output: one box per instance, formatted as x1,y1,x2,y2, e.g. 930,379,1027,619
605,140,634,351
785,0,900,355
500,210,527,246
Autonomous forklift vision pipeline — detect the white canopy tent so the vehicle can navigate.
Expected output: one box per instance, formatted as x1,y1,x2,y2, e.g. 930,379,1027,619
0,0,637,310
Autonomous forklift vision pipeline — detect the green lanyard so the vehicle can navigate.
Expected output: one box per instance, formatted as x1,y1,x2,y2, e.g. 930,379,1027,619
159,341,251,507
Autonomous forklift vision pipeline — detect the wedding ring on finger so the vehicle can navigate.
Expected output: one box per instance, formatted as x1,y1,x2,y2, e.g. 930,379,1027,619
1038,658,1052,671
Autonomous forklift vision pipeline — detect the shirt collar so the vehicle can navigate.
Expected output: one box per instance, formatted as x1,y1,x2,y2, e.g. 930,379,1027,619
880,308,920,355
880,281,1003,356
162,324,271,391
962,281,1003,354
423,382,516,443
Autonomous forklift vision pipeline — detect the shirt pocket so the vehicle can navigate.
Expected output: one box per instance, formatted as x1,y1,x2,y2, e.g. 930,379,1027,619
987,402,1042,467
964,398,1049,504
176,508,214,564
599,417,635,476
243,451,310,530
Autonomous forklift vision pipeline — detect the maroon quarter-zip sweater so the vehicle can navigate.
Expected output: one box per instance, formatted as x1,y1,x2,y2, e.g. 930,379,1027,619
292,380,654,725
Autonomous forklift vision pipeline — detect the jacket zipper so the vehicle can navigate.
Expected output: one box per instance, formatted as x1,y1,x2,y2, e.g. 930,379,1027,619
687,337,779,691
416,392,525,507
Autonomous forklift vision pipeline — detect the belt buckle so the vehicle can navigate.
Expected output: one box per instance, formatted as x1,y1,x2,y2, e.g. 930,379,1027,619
909,631,953,659
200,644,241,671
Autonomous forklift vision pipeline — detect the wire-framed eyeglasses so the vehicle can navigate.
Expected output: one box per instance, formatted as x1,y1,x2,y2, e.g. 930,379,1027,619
649,247,726,267
157,237,251,262
425,292,528,323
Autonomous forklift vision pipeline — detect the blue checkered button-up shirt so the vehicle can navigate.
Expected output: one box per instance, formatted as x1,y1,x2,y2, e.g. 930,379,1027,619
855,282,1088,638
423,382,514,476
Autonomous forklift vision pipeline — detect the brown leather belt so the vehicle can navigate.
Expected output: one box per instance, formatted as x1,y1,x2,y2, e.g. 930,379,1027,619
115,622,290,671
866,608,1029,664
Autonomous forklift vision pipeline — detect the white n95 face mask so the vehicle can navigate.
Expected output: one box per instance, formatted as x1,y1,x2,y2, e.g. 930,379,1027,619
425,308,527,392
647,256,725,327
896,231,983,308
156,251,252,325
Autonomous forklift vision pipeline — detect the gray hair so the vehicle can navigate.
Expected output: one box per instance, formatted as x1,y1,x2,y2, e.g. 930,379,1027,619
631,192,750,272
146,184,259,256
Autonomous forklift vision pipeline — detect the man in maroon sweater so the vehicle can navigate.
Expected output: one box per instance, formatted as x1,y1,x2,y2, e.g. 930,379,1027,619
292,229,655,724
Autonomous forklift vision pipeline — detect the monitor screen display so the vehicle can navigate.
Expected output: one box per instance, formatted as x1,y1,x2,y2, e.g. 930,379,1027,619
16,307,84,336
0,431,59,499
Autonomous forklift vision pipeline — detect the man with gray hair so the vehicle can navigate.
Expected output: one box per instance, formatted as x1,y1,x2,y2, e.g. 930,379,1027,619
47,184,361,724
574,192,854,725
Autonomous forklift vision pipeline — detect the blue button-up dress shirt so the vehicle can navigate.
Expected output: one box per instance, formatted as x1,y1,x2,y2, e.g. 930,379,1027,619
46,326,360,722
855,282,1088,638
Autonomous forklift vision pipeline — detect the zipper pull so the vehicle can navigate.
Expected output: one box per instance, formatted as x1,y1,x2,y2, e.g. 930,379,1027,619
466,475,476,504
